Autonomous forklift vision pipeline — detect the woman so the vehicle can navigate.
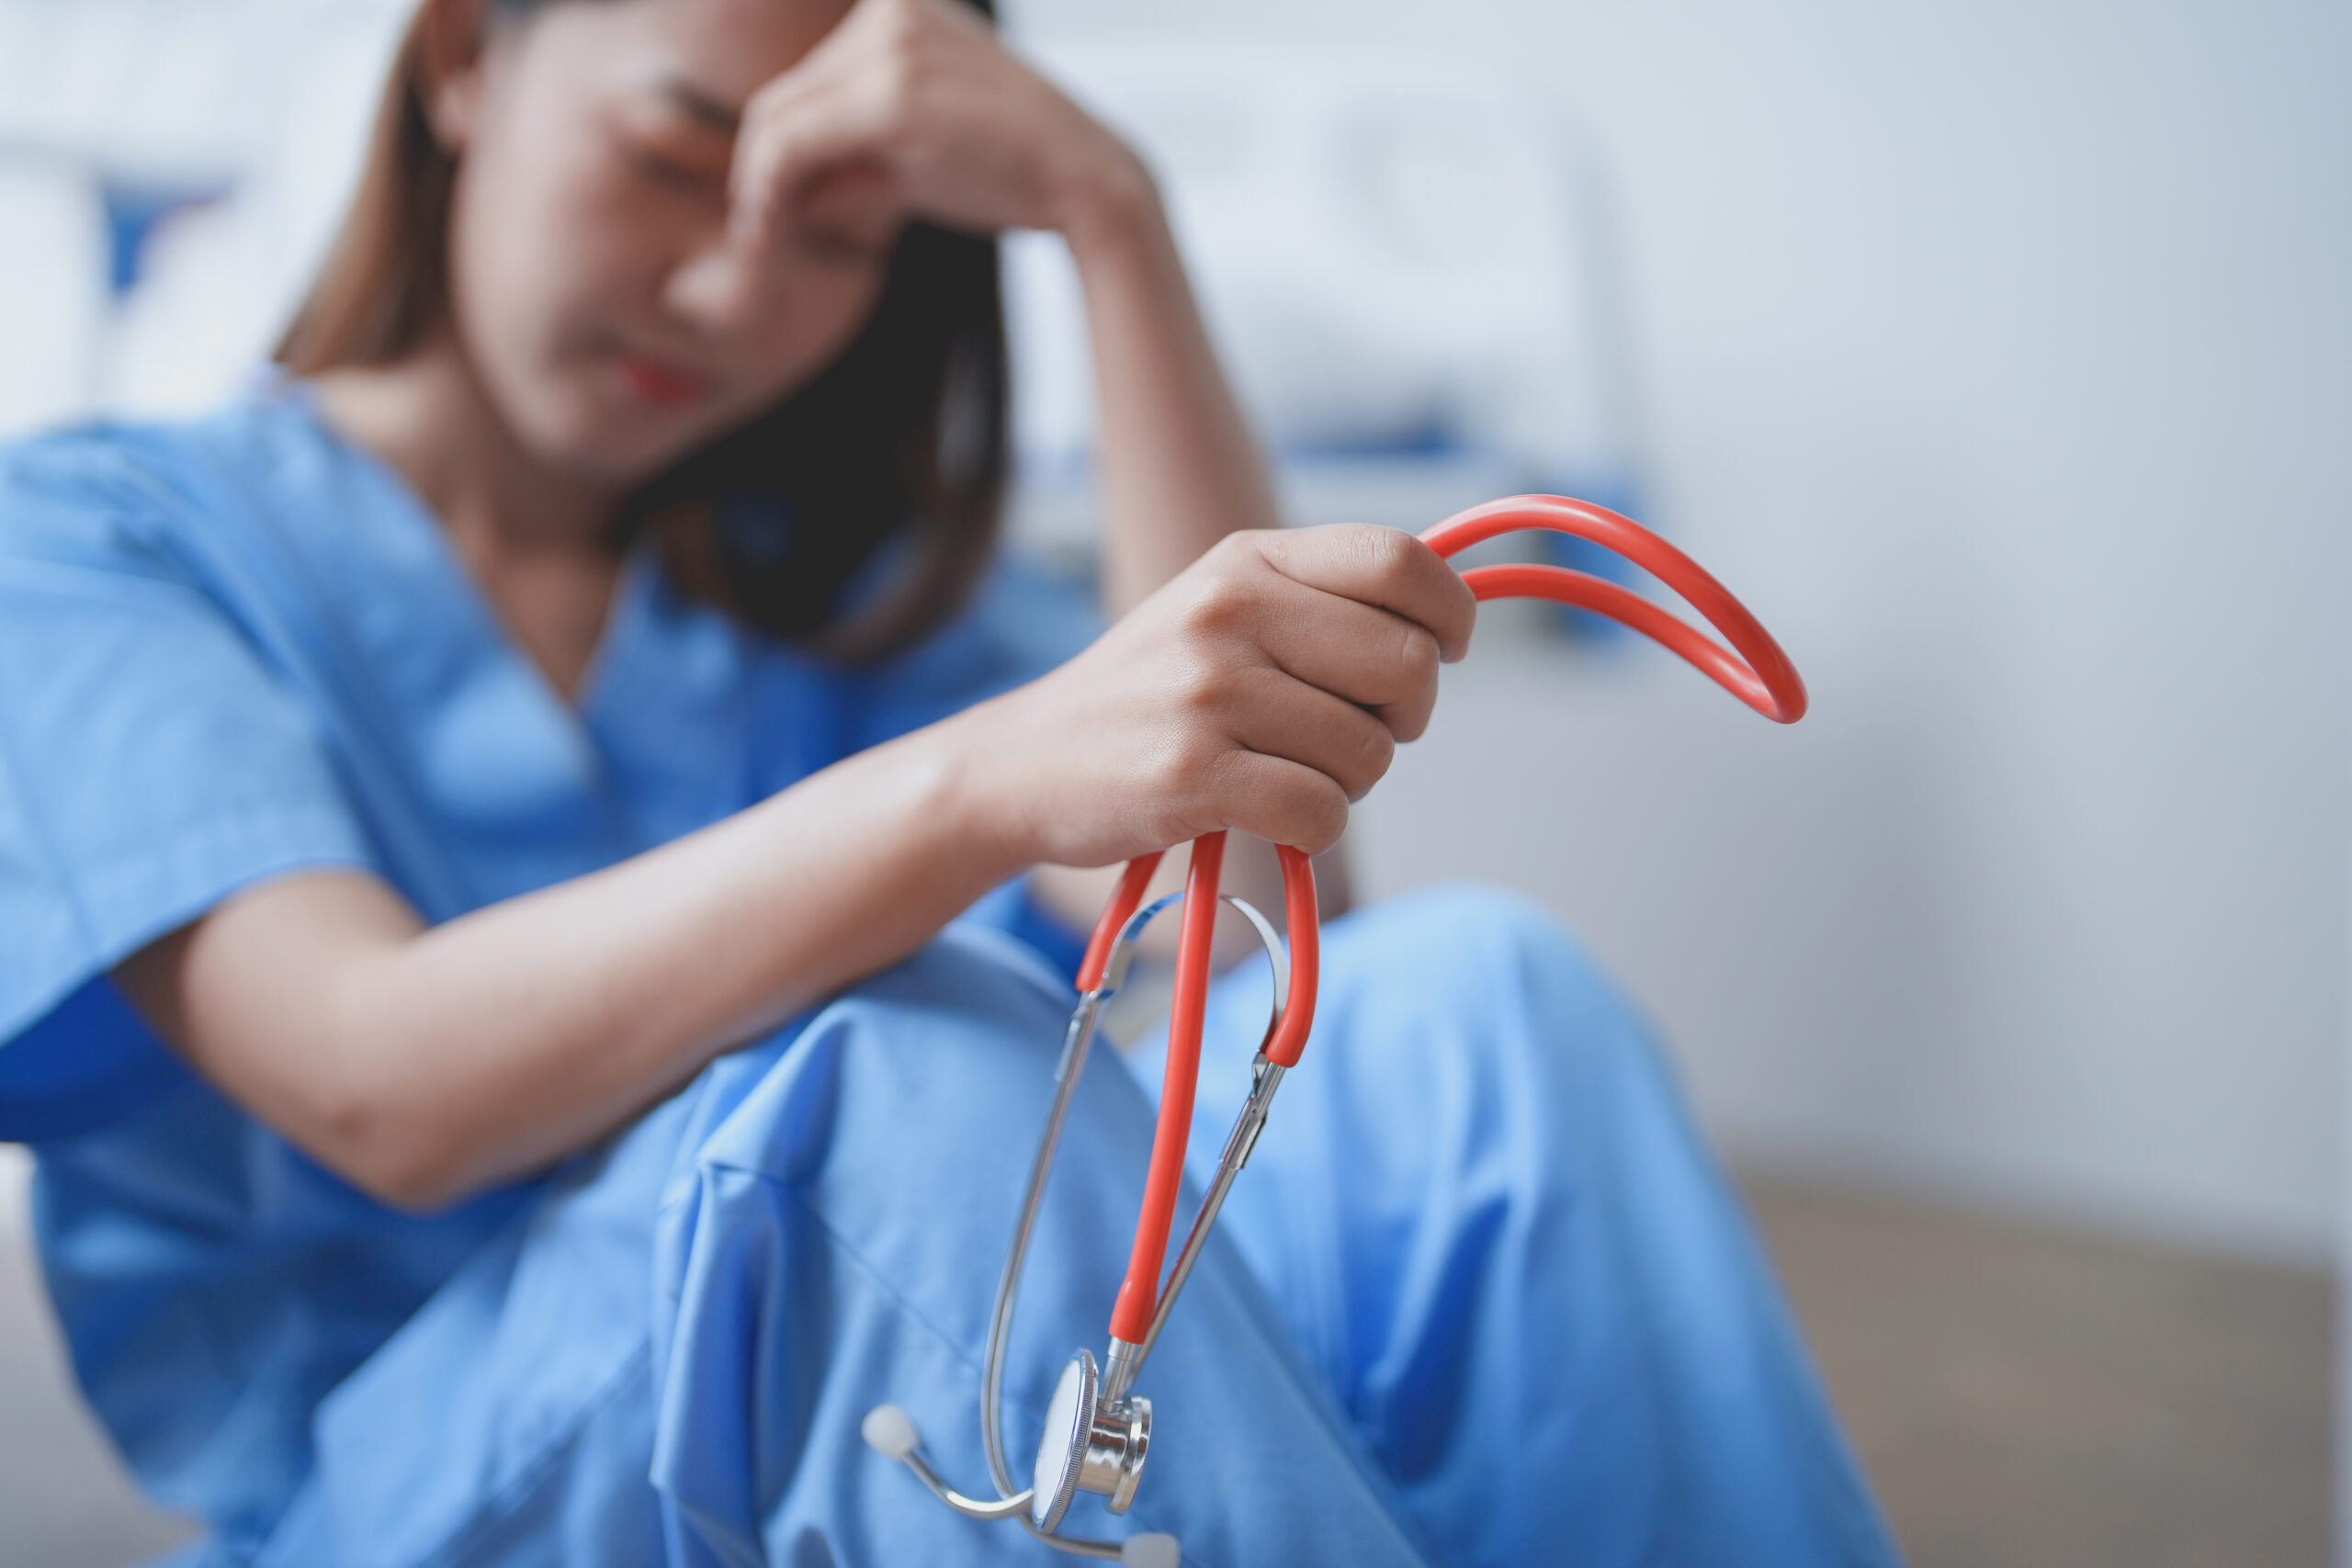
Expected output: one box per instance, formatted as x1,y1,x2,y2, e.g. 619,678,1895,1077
0,0,1897,1562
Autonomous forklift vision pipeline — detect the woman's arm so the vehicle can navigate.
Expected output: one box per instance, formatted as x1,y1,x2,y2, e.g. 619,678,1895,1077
119,526,1474,1210
722,0,1274,607
117,724,1004,1211
1061,161,1280,614
723,0,1311,934
116,1,1453,1211
1034,136,1323,935
766,0,1295,923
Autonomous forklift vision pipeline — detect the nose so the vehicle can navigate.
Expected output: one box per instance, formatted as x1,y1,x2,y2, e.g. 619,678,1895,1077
663,230,767,334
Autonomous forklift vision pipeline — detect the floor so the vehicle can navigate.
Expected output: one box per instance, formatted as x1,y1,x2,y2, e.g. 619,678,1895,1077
0,1148,2332,1567
1748,1176,2333,1568
0,1150,195,1566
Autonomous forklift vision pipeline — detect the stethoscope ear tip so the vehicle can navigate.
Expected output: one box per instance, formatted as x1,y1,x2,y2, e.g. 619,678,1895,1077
860,1403,922,1461
1120,1533,1181,1568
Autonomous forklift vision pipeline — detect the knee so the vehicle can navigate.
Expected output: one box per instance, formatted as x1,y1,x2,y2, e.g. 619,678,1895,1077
1338,882,1579,980
699,922,1158,1222
667,926,1161,1362
1324,884,1630,1044
1308,883,1667,1137
682,926,1081,1184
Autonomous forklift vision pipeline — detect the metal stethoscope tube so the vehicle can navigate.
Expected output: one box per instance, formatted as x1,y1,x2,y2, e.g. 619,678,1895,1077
868,881,1294,1562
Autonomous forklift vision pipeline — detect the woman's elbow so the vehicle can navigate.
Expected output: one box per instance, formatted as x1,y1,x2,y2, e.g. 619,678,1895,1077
348,1155,476,1215
309,1094,486,1213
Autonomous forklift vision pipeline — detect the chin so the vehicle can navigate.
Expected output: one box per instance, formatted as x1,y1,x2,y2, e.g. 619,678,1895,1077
523,389,713,492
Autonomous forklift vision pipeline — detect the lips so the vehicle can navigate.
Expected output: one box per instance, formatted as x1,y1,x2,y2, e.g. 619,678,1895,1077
614,351,708,409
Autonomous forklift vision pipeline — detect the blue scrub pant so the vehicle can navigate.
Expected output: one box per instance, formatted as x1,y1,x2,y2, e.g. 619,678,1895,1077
244,886,1897,1567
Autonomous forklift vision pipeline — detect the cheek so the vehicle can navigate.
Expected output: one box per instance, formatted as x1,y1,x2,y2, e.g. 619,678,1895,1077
444,101,896,479
444,114,679,467
447,157,571,385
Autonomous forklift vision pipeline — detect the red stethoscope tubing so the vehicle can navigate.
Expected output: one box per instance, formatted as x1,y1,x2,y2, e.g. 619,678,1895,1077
1092,495,1806,1348
1426,494,1807,725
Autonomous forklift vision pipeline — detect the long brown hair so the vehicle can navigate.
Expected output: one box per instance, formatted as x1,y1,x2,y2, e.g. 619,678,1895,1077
277,0,1010,662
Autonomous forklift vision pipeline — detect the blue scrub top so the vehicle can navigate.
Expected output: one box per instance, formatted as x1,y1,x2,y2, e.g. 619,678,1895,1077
0,383,1097,1546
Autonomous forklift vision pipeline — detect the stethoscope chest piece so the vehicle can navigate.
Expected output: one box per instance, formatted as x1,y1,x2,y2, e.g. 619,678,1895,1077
1035,1348,1152,1530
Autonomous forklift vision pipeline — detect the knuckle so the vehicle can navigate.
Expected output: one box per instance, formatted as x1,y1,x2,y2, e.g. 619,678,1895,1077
1168,651,1235,719
1301,785,1351,851
1160,734,1218,798
1361,524,1415,581
1396,624,1440,684
1387,697,1434,745
1208,530,1270,573
1174,571,1252,640
1347,722,1396,795
1143,720,1216,804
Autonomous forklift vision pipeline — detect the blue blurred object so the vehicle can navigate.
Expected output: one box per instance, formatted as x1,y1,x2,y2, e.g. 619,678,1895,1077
98,182,226,299
253,894,1897,1566
0,977,195,1142
1532,471,1645,643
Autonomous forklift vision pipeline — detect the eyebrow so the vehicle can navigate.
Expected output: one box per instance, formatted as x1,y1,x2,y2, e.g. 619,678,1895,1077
659,77,741,136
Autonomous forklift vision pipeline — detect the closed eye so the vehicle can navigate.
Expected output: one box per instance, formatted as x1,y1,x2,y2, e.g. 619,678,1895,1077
625,140,726,199
609,90,733,206
792,219,899,270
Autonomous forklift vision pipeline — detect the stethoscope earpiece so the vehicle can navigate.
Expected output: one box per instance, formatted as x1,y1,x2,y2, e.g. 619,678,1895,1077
859,1403,921,1462
864,497,1808,1557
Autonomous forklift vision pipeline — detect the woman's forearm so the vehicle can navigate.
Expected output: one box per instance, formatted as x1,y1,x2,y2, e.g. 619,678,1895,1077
123,719,1020,1209
1033,164,1297,929
1064,163,1282,615
126,513,1475,1209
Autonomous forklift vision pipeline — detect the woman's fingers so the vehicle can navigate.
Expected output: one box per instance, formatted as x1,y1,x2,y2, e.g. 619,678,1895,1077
1211,665,1399,802
971,523,1484,867
729,70,899,252
728,0,1069,252
1201,750,1353,855
1251,525,1479,665
1170,525,1472,742
1243,588,1447,742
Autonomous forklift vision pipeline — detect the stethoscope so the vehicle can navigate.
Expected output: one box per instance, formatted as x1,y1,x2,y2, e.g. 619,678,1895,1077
862,496,1809,1564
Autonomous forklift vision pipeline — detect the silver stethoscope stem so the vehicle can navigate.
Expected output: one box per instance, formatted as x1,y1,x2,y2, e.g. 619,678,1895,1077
868,887,1291,1561
981,985,1113,1498
991,890,1288,1416
902,1450,1035,1522
1121,1054,1284,1395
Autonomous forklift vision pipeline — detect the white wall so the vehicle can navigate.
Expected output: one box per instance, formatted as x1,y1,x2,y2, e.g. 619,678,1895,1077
0,0,408,427
1012,0,2352,1259
3,0,2343,1265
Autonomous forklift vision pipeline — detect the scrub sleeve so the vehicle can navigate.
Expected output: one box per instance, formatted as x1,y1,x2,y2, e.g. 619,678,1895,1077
0,450,375,1139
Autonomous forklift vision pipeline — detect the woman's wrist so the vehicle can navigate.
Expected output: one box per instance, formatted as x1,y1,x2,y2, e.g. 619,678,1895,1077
1054,140,1166,274
907,697,1045,882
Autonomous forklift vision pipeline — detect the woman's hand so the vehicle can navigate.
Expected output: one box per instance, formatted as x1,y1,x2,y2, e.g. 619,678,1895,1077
956,525,1481,869
727,0,1148,253
723,0,1277,615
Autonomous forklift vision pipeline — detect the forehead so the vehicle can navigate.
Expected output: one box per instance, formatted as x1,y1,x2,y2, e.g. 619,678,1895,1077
540,0,858,118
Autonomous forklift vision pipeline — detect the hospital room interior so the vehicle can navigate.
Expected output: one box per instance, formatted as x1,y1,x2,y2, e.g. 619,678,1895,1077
1,0,2345,1563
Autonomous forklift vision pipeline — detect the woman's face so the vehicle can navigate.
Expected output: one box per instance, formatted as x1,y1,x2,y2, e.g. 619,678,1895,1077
438,0,875,488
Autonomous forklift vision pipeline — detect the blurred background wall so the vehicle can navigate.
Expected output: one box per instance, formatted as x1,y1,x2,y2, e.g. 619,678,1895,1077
0,0,2346,1560
5,0,2343,1263
1026,0,2352,1267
